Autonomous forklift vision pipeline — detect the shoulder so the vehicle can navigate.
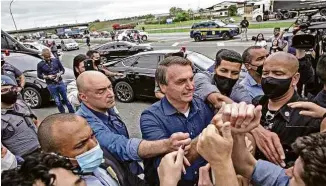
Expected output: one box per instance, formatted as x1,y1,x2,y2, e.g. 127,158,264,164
142,100,162,115
37,61,45,66
252,95,267,106
194,72,213,81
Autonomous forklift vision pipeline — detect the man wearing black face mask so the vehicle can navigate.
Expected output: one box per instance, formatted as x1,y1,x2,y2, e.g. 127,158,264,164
194,49,251,109
251,52,321,168
237,46,268,102
86,50,123,77
1,75,40,158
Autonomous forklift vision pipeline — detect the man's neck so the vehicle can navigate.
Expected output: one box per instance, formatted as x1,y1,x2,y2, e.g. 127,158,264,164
84,103,108,114
1,102,14,109
248,71,261,84
165,96,190,113
268,89,294,111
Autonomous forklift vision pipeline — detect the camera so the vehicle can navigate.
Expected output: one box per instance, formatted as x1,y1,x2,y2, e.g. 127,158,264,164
84,59,95,71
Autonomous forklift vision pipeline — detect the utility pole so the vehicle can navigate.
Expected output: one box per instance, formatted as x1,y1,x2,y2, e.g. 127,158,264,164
9,0,18,33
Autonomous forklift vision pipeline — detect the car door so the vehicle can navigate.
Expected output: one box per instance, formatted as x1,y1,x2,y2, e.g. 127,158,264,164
115,42,130,57
210,22,220,39
130,54,159,97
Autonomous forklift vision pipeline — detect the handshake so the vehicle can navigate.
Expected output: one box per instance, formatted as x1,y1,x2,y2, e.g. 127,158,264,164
158,102,262,186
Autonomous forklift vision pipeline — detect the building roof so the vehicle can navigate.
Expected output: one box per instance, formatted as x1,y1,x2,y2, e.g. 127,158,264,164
206,0,246,10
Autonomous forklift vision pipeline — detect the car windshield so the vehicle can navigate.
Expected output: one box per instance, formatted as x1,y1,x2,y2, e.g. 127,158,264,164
215,20,226,27
66,39,75,43
5,53,40,72
187,52,214,71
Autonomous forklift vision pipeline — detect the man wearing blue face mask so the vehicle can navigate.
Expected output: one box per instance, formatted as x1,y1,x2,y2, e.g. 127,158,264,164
38,113,148,186
250,52,322,169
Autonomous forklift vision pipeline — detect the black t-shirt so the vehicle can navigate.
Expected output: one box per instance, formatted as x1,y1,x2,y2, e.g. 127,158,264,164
240,20,249,28
313,89,326,108
253,92,321,166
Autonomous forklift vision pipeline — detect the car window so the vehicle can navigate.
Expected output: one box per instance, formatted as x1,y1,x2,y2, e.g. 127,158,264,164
121,57,137,66
209,22,217,28
1,33,15,50
134,55,158,69
5,54,41,72
116,43,128,49
100,44,115,50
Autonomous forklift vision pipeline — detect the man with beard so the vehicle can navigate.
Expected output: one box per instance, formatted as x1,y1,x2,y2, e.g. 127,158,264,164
239,46,269,101
251,52,321,168
194,49,251,108
1,75,40,158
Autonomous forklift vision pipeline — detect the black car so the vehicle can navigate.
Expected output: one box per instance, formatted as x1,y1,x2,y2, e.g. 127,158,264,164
104,50,215,102
92,41,153,63
3,52,75,108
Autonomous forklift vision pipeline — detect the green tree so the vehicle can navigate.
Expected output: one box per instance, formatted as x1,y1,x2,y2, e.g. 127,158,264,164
169,7,183,16
228,5,237,16
174,11,190,22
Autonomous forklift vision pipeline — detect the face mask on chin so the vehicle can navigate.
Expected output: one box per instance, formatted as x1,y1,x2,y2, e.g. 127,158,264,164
75,143,103,173
261,76,293,99
214,74,238,96
1,149,17,171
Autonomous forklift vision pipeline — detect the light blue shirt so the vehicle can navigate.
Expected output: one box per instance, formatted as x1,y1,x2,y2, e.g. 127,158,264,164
252,160,289,186
239,73,264,100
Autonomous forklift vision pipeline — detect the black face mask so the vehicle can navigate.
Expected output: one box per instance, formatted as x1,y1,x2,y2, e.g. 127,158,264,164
94,59,101,66
261,77,292,99
214,75,238,96
1,90,18,104
256,65,263,76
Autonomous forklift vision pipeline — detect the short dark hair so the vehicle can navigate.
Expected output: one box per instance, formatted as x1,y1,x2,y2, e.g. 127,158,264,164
292,132,326,186
86,50,99,58
156,56,192,86
38,113,79,153
1,152,73,186
215,49,242,69
73,54,87,78
242,46,263,64
316,54,326,84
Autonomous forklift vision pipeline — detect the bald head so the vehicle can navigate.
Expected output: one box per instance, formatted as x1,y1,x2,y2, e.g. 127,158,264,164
76,71,109,93
38,113,81,152
265,52,299,73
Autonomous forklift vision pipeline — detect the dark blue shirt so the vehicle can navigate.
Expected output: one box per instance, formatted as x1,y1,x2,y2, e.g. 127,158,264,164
37,58,65,84
140,96,214,182
313,89,326,108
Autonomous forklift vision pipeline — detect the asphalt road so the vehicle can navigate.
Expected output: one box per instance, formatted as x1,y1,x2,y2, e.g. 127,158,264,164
32,29,275,138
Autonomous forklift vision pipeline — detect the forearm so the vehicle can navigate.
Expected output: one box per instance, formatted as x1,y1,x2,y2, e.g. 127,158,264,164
321,118,326,133
185,137,199,163
19,75,25,87
212,160,239,186
232,134,257,179
207,93,233,109
138,139,169,158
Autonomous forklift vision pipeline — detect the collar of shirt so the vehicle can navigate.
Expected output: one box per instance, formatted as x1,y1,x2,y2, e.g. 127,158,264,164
161,96,200,117
260,91,300,123
244,73,260,87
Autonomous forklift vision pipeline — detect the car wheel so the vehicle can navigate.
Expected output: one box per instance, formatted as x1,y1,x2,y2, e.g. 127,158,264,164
114,81,134,103
194,34,201,42
256,15,262,22
222,32,230,40
22,87,42,108
100,56,108,64
142,35,148,41
320,8,326,16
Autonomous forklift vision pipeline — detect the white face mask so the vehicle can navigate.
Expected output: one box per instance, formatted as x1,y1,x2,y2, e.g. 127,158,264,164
1,149,17,172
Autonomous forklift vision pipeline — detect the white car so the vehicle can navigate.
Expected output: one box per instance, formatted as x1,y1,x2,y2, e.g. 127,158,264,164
61,39,79,51
117,29,149,41
23,42,62,60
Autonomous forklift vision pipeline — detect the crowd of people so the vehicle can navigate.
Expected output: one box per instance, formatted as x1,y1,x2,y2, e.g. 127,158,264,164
1,25,326,186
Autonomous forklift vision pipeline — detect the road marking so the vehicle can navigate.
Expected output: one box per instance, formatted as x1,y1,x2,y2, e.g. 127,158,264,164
217,42,225,46
172,42,179,47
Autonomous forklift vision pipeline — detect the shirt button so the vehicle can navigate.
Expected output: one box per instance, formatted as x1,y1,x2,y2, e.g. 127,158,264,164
194,171,197,174
190,132,193,136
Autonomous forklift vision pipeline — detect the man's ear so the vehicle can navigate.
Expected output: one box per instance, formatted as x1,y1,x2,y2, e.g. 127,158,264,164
78,92,87,103
292,72,300,86
160,84,167,94
244,63,250,70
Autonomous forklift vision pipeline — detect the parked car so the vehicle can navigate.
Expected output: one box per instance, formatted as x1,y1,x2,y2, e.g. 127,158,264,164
61,39,79,51
1,30,41,58
23,42,62,60
103,49,214,102
116,29,149,41
3,52,75,108
190,20,240,41
92,41,153,63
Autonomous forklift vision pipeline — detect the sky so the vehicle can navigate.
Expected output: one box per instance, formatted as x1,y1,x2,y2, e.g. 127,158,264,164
1,0,228,31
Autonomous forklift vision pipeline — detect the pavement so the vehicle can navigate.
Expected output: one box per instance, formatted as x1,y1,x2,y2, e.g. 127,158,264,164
32,29,275,138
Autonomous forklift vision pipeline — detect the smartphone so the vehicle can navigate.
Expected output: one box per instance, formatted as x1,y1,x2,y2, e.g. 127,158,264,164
84,59,94,71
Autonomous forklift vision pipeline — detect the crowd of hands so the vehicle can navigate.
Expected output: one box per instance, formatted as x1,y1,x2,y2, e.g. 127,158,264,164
157,101,326,186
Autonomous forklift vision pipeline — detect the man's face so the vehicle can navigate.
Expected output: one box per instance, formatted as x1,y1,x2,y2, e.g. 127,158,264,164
42,52,51,61
81,76,115,110
245,48,269,75
215,60,242,80
92,53,100,61
160,64,194,104
262,58,298,81
55,117,97,158
274,29,280,36
285,157,306,186
76,61,86,75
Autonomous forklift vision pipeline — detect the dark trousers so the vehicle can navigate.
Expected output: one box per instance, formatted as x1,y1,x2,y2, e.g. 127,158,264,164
47,82,75,113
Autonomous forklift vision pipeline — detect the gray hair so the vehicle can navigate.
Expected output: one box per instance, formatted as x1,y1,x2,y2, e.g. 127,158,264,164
155,56,192,86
